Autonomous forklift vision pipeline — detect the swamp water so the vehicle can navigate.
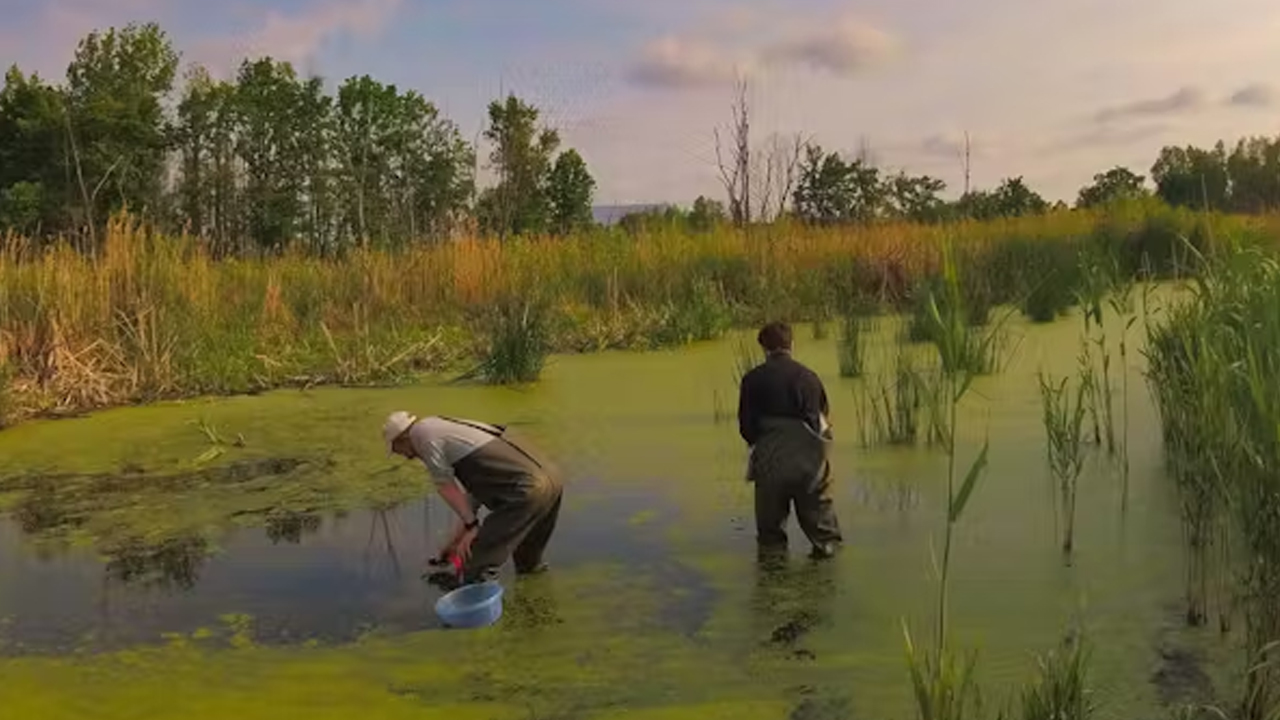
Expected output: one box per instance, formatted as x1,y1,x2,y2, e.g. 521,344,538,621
0,305,1244,720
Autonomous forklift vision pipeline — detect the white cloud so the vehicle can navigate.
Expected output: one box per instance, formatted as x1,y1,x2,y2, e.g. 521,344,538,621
763,16,901,76
625,36,746,90
191,0,404,76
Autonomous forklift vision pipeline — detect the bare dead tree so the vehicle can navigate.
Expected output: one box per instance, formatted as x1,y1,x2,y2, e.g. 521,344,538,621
714,77,751,227
962,131,972,196
754,132,806,222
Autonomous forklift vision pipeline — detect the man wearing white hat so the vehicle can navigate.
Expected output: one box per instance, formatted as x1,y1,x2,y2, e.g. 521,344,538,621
383,411,563,588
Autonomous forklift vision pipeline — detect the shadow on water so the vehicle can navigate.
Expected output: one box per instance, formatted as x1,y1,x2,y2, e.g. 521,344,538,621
0,461,715,655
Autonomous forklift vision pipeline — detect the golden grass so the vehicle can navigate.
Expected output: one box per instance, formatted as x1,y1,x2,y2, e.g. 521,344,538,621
0,204,1271,426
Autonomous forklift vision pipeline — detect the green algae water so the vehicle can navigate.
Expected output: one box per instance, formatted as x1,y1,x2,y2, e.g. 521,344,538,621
0,297,1245,720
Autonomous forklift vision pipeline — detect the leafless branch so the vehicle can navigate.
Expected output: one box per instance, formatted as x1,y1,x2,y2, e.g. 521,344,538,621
714,77,751,227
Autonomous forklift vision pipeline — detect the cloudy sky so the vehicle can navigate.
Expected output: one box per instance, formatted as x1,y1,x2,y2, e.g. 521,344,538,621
2,0,1278,206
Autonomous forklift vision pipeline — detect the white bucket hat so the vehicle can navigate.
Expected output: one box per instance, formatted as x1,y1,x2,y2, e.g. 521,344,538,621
382,411,417,454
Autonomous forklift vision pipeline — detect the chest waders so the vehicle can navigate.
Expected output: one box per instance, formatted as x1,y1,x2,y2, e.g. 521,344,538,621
441,417,563,583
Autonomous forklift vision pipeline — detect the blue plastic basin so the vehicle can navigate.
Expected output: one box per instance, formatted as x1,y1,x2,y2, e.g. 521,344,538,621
434,581,504,629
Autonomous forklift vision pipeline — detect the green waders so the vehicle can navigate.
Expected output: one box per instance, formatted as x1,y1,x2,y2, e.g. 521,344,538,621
449,427,563,584
747,416,843,553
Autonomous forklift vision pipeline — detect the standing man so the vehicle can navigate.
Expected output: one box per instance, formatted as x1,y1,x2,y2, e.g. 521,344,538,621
383,411,563,589
737,321,843,559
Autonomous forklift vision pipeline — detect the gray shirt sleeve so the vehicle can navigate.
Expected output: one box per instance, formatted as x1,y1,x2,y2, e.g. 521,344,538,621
409,424,456,484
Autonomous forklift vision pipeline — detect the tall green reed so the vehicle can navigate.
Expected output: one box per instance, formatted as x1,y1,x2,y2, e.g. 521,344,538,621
1039,370,1090,560
855,346,921,447
732,333,763,387
1145,237,1280,718
902,241,992,720
837,313,871,378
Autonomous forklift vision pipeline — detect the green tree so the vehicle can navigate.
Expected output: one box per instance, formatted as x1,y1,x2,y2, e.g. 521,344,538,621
689,195,726,232
173,65,232,244
64,21,179,233
0,66,67,234
1150,143,1229,210
991,176,1049,216
402,93,474,241
1076,166,1149,208
334,75,473,247
547,149,595,236
1224,136,1280,213
478,94,559,238
293,75,336,252
792,144,886,224
957,176,1048,220
886,171,947,223
335,75,398,244
233,58,310,252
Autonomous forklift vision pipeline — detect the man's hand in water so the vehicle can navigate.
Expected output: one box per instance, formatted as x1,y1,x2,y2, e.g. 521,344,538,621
441,521,479,561
451,524,478,561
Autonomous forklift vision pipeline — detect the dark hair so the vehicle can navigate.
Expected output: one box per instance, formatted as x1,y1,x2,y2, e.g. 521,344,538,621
757,322,793,352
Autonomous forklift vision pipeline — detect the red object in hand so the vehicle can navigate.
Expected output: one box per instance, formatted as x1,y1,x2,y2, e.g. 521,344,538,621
449,554,463,576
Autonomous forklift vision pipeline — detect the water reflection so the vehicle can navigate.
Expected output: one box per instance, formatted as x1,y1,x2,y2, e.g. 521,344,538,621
264,511,323,545
0,478,684,653
752,548,838,660
103,535,210,591
13,486,84,535
362,507,402,582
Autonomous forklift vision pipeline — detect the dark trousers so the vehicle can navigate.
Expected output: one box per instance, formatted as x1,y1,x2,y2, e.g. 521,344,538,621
457,438,563,583
754,459,842,550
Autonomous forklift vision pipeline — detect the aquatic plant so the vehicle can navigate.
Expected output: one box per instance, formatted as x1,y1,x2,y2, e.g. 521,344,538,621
1038,370,1089,559
1144,297,1231,629
836,313,870,378
1016,632,1096,720
1144,237,1280,717
474,297,552,384
922,260,1014,380
855,349,921,448
902,240,992,720
731,333,762,387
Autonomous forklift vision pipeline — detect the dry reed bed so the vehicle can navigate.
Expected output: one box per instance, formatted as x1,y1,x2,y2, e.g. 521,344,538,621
0,204,1269,426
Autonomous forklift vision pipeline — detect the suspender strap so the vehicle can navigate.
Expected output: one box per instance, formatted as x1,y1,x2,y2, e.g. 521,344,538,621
439,416,544,470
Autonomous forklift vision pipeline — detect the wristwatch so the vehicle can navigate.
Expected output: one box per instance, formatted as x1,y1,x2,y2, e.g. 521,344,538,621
464,518,480,531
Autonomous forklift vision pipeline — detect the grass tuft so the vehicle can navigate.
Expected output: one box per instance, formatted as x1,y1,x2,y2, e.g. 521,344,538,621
473,297,552,385
1017,632,1096,720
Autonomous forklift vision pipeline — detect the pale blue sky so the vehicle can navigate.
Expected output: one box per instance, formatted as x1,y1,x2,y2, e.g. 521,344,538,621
2,0,1279,206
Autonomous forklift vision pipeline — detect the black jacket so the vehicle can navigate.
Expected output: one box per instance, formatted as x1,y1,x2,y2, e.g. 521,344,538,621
737,351,830,446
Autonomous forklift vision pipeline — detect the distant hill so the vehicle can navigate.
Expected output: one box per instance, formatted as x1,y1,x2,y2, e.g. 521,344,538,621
592,203,672,226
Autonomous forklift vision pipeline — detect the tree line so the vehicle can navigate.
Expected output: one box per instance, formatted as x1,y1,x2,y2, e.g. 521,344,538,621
744,139,1280,228
0,22,597,255
627,79,1280,231
5,22,1280,252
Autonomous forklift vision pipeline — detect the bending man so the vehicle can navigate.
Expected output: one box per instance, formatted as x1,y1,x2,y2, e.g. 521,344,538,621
737,322,843,559
383,412,563,587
